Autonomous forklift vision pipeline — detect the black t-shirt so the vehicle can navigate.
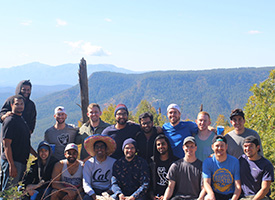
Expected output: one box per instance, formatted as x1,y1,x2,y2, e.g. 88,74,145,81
151,156,179,196
1,114,31,164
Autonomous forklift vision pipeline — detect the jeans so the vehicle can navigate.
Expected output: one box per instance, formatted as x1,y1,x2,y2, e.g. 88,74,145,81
1,159,26,191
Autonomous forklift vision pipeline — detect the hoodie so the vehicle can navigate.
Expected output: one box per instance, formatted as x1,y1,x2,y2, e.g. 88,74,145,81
0,80,37,132
23,141,58,189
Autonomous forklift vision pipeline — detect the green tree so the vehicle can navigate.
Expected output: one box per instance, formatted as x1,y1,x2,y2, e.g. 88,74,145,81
101,104,116,124
215,114,230,127
101,103,135,124
244,69,275,198
134,100,166,126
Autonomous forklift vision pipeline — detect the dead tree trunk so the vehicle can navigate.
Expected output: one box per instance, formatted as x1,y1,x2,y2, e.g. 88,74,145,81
78,58,89,123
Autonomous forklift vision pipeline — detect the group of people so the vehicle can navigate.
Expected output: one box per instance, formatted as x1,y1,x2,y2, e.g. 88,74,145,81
0,80,274,200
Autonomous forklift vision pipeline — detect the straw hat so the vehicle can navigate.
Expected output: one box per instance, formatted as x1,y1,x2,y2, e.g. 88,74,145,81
84,134,116,157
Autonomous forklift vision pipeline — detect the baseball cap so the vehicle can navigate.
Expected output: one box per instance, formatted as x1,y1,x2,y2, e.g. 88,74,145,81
54,106,66,114
183,136,197,146
64,143,78,153
167,103,181,113
230,109,245,120
212,135,227,144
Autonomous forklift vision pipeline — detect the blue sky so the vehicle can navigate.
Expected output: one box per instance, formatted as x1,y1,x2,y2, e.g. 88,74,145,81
1,0,274,71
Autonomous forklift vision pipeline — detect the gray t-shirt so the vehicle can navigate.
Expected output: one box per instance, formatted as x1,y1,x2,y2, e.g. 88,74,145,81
167,158,202,199
225,128,263,159
44,124,78,160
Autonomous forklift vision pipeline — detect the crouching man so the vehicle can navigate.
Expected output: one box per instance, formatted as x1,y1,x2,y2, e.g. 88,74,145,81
83,135,116,199
239,136,274,200
111,138,150,200
50,143,83,200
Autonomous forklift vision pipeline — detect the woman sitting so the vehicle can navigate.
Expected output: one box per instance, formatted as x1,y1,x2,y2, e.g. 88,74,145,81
23,141,58,200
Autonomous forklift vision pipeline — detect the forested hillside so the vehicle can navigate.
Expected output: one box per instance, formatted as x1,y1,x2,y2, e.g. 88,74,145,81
31,67,274,146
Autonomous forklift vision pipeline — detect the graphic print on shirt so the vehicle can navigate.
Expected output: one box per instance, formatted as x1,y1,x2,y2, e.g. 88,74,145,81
93,168,111,183
212,168,233,193
63,176,82,188
57,133,69,145
157,167,168,186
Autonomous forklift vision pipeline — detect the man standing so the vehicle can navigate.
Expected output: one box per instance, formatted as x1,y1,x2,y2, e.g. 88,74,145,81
203,135,241,200
75,103,110,161
163,136,204,200
51,143,83,200
195,111,215,161
0,80,37,133
149,134,178,200
102,104,140,159
162,104,198,158
82,135,116,200
1,95,36,191
135,112,159,163
111,138,150,200
225,108,263,158
44,106,78,160
239,136,274,200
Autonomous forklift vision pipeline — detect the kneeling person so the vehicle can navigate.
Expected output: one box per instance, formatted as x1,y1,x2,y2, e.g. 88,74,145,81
111,138,150,200
239,136,274,200
51,143,83,200
203,135,241,200
23,141,58,200
83,135,116,200
164,136,204,200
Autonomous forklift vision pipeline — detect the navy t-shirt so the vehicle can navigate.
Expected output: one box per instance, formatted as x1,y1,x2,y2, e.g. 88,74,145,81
102,122,140,159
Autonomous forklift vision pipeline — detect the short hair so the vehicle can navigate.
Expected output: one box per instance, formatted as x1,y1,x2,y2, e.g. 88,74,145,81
139,112,153,123
87,103,101,112
230,108,245,120
94,140,107,149
11,95,25,104
197,111,211,120
22,80,32,88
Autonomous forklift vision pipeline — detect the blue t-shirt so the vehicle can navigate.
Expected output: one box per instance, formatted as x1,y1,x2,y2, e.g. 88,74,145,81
162,121,198,158
203,154,240,195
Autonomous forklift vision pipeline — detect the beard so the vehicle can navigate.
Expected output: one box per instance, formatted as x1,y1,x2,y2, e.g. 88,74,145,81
56,119,65,124
67,157,77,164
117,118,127,125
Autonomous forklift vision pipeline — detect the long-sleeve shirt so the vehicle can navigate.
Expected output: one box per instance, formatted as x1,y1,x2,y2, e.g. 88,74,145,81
83,156,116,196
111,156,150,199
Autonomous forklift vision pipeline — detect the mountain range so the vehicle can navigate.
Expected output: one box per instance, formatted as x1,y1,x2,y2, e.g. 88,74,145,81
0,62,134,86
0,63,274,148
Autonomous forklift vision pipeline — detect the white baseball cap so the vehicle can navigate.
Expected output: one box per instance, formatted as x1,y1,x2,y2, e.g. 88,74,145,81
167,103,181,113
54,106,66,114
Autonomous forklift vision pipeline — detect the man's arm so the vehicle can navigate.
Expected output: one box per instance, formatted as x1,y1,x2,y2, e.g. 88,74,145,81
3,138,17,177
203,178,215,200
0,99,12,123
231,179,241,200
252,180,272,200
83,161,96,198
163,180,175,200
51,161,64,190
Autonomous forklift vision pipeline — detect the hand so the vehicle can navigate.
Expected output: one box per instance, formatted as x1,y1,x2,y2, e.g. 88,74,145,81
119,193,126,200
2,111,13,121
91,193,97,200
9,163,17,178
155,195,164,200
63,190,77,200
125,196,135,200
205,193,216,200
26,185,35,196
